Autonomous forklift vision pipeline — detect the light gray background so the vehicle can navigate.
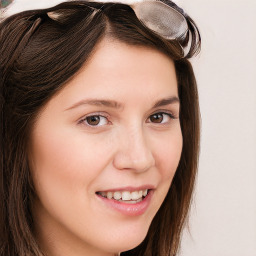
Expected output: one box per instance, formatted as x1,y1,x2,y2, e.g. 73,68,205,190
3,0,255,255
178,0,256,255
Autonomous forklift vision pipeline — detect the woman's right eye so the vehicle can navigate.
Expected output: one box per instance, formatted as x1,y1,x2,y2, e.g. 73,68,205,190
79,115,109,127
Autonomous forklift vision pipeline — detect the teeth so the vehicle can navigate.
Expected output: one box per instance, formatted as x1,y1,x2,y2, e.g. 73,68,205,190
119,198,143,204
122,191,132,200
107,192,113,199
113,191,122,200
131,191,139,200
101,191,107,197
99,189,149,201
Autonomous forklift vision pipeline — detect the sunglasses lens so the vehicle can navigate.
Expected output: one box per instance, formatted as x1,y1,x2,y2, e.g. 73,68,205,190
0,0,13,8
133,1,188,40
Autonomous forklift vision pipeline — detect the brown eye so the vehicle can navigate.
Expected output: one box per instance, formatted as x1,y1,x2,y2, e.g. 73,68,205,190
86,116,100,125
84,115,108,126
148,112,174,124
149,113,164,123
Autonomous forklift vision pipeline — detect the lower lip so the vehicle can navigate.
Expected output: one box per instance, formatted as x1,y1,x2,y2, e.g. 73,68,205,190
96,190,153,216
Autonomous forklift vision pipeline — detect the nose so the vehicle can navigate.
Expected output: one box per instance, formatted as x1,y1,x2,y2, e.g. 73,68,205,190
113,127,155,172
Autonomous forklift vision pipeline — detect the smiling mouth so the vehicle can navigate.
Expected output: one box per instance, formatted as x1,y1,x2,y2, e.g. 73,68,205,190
96,189,149,204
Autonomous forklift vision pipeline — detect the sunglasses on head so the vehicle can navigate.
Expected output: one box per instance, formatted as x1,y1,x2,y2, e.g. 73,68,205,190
1,0,191,56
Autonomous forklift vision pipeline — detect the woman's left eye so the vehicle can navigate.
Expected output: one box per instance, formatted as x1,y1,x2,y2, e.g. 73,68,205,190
148,112,174,124
80,115,109,127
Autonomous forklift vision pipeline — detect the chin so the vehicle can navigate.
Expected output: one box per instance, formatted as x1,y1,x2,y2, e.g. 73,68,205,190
100,224,149,254
119,234,146,252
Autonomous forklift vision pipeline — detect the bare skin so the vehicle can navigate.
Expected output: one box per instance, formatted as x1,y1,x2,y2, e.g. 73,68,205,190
29,39,182,256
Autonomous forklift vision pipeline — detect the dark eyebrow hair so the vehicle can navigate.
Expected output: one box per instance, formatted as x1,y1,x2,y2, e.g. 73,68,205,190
152,96,180,108
65,99,123,111
65,96,179,111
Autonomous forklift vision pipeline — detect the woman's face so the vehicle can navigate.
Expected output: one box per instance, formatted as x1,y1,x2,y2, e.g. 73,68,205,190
29,39,182,256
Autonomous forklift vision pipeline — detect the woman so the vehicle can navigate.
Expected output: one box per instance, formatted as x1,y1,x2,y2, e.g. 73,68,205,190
0,1,201,255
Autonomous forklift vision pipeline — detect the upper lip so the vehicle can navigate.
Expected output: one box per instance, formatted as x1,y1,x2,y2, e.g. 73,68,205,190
96,185,156,192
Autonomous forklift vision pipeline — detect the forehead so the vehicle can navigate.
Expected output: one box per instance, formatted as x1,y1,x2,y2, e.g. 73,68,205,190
85,38,176,78
47,38,178,109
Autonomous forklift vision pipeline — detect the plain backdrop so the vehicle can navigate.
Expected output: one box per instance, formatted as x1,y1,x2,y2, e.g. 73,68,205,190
178,0,256,256
2,0,255,255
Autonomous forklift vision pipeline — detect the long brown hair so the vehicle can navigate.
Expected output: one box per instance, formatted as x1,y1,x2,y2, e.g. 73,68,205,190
0,1,201,255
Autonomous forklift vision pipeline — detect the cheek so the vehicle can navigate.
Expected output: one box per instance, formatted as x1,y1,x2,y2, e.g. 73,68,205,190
146,127,183,218
154,128,183,180
29,125,112,204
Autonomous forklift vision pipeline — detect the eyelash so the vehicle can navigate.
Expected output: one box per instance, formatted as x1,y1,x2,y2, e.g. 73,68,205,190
78,113,110,127
78,111,177,127
147,112,176,124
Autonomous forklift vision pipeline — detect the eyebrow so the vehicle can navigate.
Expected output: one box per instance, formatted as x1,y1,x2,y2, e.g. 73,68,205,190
65,96,179,111
65,99,123,111
152,96,180,108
